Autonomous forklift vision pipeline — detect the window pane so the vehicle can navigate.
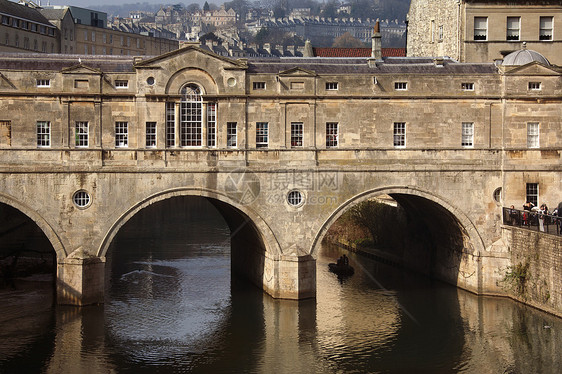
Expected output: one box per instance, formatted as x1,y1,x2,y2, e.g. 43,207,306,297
207,102,216,147
326,122,338,148
227,122,237,148
75,121,88,147
462,122,474,147
527,122,539,148
291,122,303,148
180,84,202,147
393,122,405,147
256,122,268,148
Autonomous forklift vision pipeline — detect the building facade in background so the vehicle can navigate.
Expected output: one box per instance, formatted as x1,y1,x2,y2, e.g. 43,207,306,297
407,0,562,65
0,0,178,56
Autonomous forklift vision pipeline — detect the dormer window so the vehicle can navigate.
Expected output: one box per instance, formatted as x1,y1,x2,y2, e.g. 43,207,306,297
36,79,50,87
115,80,128,88
528,82,541,91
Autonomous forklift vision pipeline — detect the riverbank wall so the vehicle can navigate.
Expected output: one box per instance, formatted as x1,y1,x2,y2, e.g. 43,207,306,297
502,225,562,318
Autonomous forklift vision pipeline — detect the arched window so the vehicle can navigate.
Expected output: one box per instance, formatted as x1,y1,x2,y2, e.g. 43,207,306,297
180,84,202,146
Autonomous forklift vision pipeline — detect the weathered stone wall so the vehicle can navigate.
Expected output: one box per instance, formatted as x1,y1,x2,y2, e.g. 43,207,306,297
502,226,562,317
407,0,459,59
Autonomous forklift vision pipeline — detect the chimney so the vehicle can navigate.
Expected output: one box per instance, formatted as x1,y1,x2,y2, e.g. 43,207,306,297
303,39,313,57
371,21,382,60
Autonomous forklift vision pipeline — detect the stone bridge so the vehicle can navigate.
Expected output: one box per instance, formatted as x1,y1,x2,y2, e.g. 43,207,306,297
2,148,513,305
0,47,560,306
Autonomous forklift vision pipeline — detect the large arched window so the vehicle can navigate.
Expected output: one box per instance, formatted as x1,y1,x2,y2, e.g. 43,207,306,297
180,84,202,147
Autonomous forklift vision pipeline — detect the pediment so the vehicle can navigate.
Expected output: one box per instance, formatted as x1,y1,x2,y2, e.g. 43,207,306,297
503,61,560,76
278,67,316,77
61,64,102,75
135,45,247,71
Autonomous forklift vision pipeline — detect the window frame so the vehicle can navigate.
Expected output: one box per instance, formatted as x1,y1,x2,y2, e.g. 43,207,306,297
526,183,539,207
36,121,51,148
394,82,408,91
75,121,89,148
165,102,175,148
36,79,50,87
325,82,339,91
461,82,474,91
528,81,541,91
290,122,303,148
207,102,216,148
253,81,266,90
180,84,203,147
527,122,539,149
256,122,269,149
506,16,521,41
227,122,237,148
474,16,488,41
145,121,157,148
326,122,338,148
115,121,128,148
393,122,406,148
461,122,474,148
539,16,553,41
114,80,128,88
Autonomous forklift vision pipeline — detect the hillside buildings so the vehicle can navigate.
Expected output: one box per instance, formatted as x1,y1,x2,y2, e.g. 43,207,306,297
0,0,178,56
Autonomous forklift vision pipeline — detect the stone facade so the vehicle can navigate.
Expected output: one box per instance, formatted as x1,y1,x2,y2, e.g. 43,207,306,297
0,47,560,308
407,0,562,65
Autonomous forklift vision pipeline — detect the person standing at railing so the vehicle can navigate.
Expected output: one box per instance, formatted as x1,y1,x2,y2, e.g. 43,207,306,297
509,205,518,225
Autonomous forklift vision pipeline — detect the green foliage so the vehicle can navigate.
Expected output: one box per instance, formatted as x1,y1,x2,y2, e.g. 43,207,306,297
502,262,530,295
320,0,339,18
347,199,407,249
203,1,210,12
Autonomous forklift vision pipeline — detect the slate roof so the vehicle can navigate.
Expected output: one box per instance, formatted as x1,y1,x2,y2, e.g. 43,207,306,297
312,47,406,58
246,57,498,75
0,52,498,76
0,53,136,72
0,0,54,26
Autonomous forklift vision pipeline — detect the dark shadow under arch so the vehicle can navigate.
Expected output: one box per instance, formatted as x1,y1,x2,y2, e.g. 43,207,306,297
99,188,281,295
313,186,484,289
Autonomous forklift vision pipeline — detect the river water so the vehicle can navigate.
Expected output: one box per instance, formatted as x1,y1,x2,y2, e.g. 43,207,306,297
1,198,561,373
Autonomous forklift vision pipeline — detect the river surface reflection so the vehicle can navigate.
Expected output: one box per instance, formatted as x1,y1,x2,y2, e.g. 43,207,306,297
1,198,561,373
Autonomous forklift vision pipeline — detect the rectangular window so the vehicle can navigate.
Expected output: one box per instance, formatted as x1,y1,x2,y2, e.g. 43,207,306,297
526,183,539,207
291,122,303,148
540,16,553,41
103,33,106,43
207,102,216,147
36,79,50,87
474,17,487,40
115,80,128,88
253,81,265,90
528,82,541,90
165,102,175,147
461,122,474,148
431,20,435,43
36,121,50,147
438,25,443,41
394,82,407,90
527,122,539,148
393,122,406,148
256,122,268,148
461,82,474,91
326,82,339,90
115,121,128,147
227,122,237,148
84,30,88,41
146,122,156,148
507,17,520,41
326,122,338,148
91,31,95,42
75,121,88,147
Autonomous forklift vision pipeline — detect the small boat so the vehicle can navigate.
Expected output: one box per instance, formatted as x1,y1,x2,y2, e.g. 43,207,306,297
328,262,354,276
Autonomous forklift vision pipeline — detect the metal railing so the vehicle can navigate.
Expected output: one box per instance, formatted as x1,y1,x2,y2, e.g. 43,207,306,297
502,207,561,235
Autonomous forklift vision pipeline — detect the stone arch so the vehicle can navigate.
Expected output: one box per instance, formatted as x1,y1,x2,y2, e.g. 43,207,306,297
312,186,485,257
0,192,66,259
97,187,281,259
165,67,218,96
